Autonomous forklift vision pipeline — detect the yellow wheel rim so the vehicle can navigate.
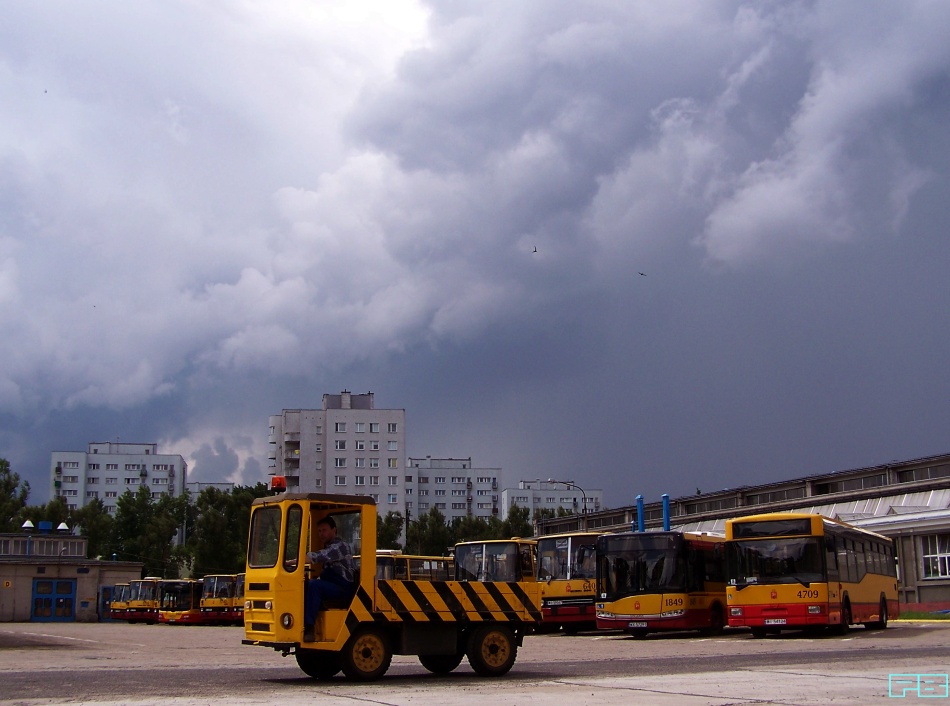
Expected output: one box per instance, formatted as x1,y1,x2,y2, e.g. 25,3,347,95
479,629,511,668
351,633,385,673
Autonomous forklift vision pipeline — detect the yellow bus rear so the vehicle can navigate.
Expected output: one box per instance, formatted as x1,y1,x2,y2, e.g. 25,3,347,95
595,531,727,637
725,513,898,637
536,531,601,633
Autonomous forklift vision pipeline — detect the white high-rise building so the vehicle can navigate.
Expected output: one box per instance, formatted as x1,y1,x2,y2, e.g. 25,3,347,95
408,456,501,524
50,442,187,514
268,391,407,513
501,479,603,518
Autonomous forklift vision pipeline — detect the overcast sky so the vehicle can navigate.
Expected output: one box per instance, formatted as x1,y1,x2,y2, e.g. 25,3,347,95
2,1,949,509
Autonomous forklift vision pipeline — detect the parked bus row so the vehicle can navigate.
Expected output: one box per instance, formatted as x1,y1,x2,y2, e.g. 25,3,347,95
538,511,899,638
109,573,245,625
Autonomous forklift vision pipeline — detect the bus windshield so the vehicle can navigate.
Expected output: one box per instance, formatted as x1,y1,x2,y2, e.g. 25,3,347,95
598,534,687,599
727,537,824,588
537,537,597,581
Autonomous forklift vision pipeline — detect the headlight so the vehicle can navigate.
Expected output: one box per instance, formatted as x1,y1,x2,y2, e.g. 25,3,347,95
264,600,273,610
281,613,294,628
244,600,251,611
730,607,743,617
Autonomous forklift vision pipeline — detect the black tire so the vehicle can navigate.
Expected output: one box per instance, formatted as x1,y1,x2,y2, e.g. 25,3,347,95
833,601,852,636
562,624,581,636
702,605,725,636
341,629,392,681
865,598,888,630
750,627,768,639
419,652,464,674
295,649,342,680
628,628,649,639
466,625,518,677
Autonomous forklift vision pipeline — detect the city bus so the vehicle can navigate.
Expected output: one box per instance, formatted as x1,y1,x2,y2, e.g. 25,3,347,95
536,531,601,633
200,574,237,625
455,538,538,584
233,573,245,625
127,577,162,624
724,512,898,637
595,530,727,637
357,551,454,581
158,579,205,625
109,583,130,621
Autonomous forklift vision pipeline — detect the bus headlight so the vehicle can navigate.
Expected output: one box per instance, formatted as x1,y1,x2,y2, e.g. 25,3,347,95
264,600,273,610
280,613,293,629
808,605,823,614
730,607,743,617
244,600,251,611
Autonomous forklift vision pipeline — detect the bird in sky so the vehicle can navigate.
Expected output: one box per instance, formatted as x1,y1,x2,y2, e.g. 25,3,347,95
533,246,538,253
638,272,646,276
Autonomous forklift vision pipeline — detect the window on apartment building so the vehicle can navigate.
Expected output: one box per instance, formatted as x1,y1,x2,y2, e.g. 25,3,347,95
369,458,379,468
86,491,98,498
335,422,346,432
334,458,346,468
105,491,117,498
418,476,428,484
88,464,100,470
314,479,322,487
106,464,118,470
62,476,78,483
105,478,117,485
370,476,379,486
315,443,322,452
435,503,446,509
334,475,346,486
419,502,429,509
388,441,398,451
335,440,346,450
369,493,379,502
387,458,397,469
405,488,412,495
355,476,365,486
86,477,99,484
125,478,139,485
388,476,397,486
452,489,466,496
355,440,365,451
370,423,379,433
62,489,78,496
388,494,397,504
355,422,365,432
355,458,365,468
451,476,465,483
419,489,428,496
922,534,950,579
387,423,398,433
405,475,412,482
435,489,446,496
124,464,142,471
63,461,80,469
370,440,380,451
152,478,168,485
452,502,466,509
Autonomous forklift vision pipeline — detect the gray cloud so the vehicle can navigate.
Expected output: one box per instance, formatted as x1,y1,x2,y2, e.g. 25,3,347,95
2,1,949,507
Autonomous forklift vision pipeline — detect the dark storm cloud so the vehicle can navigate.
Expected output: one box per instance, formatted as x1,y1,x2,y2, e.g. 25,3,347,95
2,1,949,508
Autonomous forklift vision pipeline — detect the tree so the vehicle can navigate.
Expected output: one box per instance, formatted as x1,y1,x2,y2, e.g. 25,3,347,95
533,507,555,522
0,458,30,532
71,498,114,559
501,504,533,539
377,511,404,551
405,507,453,556
112,486,188,577
451,515,494,543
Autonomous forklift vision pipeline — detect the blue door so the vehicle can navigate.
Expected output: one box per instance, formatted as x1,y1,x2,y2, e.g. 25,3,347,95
31,579,77,622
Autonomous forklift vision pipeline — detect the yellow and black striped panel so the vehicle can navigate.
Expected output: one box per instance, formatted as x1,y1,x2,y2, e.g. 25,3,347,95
368,580,543,623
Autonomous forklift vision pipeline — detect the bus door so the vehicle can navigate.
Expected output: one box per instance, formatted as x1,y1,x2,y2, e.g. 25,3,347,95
31,579,77,622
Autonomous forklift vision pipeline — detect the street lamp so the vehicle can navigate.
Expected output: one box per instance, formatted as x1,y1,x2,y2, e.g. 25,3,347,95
546,478,588,529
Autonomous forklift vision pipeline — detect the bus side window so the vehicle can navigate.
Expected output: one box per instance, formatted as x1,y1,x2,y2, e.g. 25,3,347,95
825,535,839,583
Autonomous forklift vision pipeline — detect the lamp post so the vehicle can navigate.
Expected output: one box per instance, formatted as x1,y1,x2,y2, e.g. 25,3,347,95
546,478,588,530
21,520,34,557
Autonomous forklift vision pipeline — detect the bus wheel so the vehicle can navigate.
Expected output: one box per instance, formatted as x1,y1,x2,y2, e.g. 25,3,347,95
341,629,392,681
295,649,341,680
419,652,464,674
833,602,852,636
866,598,888,630
627,629,649,639
750,627,767,639
702,606,725,636
467,625,517,677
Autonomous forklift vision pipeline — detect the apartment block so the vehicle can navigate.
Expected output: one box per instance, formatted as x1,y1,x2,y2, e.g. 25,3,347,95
268,391,406,511
408,456,501,524
50,442,187,514
501,479,603,518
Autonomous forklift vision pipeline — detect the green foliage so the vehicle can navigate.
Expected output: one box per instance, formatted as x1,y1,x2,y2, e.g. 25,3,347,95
70,498,114,559
188,483,270,576
501,504,533,538
406,507,454,555
377,511,404,551
112,485,189,577
0,458,30,532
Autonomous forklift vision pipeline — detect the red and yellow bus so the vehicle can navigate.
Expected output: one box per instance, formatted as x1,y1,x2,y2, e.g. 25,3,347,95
109,583,130,621
536,531,601,633
200,574,238,625
158,579,205,625
233,572,245,625
596,531,727,637
725,512,898,637
127,577,162,624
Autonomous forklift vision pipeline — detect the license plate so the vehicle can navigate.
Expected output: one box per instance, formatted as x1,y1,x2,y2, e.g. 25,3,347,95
764,618,786,625
628,621,648,628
